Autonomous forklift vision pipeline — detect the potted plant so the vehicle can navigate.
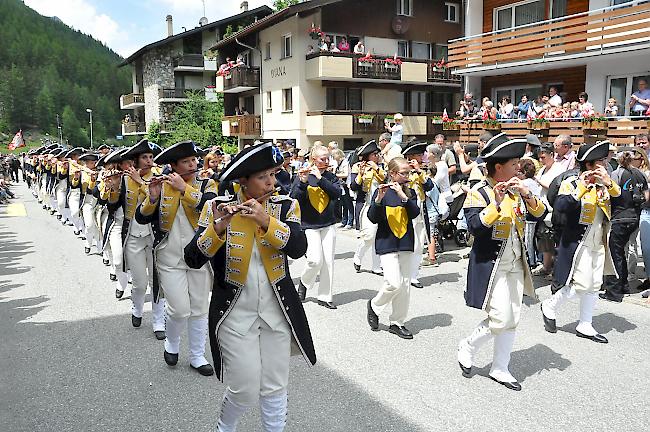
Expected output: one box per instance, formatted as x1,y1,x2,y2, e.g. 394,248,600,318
308,24,324,40
432,59,446,72
483,118,501,131
431,116,443,125
581,113,608,131
357,114,374,124
527,117,550,131
442,118,460,131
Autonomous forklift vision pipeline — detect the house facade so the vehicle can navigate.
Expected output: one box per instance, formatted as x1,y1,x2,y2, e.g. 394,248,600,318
118,4,273,137
449,0,650,117
213,0,464,150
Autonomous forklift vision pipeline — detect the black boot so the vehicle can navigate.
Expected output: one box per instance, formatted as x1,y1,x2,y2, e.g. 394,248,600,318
297,281,307,302
367,300,379,331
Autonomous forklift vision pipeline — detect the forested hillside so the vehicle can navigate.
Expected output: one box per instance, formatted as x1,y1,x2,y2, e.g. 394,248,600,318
0,0,130,146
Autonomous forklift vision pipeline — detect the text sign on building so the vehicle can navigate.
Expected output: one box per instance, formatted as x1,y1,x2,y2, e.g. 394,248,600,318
270,66,287,79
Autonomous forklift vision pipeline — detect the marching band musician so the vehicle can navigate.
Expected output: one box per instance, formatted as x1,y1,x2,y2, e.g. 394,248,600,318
184,142,316,432
402,142,434,289
366,157,421,339
78,152,101,255
541,140,620,344
107,139,167,338
457,133,546,391
135,140,217,375
66,147,86,237
291,144,341,308
55,150,72,226
46,149,61,215
95,153,114,270
98,147,132,298
352,140,386,275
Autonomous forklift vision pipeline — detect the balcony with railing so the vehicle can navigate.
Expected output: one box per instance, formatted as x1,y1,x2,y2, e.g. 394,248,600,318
159,87,205,101
448,2,650,74
119,93,144,109
306,111,444,136
448,118,650,147
173,54,205,72
221,115,261,137
215,67,261,93
122,121,146,136
305,52,461,86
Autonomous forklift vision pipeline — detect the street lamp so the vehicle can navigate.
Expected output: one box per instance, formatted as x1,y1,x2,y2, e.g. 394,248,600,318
86,108,93,149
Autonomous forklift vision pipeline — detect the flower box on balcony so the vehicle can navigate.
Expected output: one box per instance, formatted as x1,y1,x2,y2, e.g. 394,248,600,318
581,116,608,131
358,115,374,124
443,122,460,131
528,120,550,131
483,120,501,132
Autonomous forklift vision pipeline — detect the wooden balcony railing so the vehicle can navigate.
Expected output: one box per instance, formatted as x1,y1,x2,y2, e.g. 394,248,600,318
159,88,204,99
173,54,204,68
306,111,443,136
121,93,144,106
427,67,461,84
223,67,260,91
353,58,401,80
122,122,146,134
448,2,650,70
453,118,649,146
223,115,261,136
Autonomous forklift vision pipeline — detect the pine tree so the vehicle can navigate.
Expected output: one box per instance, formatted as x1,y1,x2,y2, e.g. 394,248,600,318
62,105,88,147
35,85,56,133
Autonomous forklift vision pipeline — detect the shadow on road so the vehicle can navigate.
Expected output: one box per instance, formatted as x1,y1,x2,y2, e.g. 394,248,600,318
558,312,638,335
405,313,453,335
0,225,34,278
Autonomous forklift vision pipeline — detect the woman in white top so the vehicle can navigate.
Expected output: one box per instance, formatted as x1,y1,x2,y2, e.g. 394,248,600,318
426,144,452,203
499,96,514,120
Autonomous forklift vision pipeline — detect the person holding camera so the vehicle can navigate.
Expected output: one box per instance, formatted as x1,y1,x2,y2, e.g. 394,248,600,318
601,149,648,302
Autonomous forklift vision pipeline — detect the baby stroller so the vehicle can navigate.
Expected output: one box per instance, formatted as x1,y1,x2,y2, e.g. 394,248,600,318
436,183,471,251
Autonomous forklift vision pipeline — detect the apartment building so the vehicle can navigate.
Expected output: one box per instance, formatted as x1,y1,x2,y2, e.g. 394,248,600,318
449,0,650,116
117,3,273,137
212,0,464,150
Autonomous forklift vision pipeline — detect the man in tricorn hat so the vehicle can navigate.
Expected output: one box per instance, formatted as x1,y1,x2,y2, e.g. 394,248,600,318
457,133,546,391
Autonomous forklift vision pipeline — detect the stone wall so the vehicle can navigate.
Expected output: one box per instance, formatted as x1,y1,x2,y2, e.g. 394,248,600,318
142,47,174,127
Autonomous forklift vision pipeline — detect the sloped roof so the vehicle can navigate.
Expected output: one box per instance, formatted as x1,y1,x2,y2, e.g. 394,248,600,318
119,5,273,66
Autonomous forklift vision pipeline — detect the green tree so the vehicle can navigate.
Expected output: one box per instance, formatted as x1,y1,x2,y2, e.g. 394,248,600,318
35,85,55,133
273,0,299,11
62,105,88,147
146,122,162,144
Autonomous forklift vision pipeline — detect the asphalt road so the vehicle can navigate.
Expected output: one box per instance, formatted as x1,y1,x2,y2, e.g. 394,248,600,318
1,182,649,432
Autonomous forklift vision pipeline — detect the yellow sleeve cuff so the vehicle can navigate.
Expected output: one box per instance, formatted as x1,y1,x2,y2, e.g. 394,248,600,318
526,196,546,218
260,216,291,250
181,183,201,207
197,222,226,257
139,194,158,216
71,177,80,187
88,179,96,190
98,182,110,201
608,181,621,198
574,181,590,200
479,202,501,227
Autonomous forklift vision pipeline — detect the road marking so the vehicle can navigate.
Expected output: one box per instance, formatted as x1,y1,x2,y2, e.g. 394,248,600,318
4,203,27,217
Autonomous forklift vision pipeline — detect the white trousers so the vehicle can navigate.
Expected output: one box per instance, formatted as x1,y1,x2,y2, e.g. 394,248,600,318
410,214,426,281
485,265,524,334
572,245,606,294
82,200,100,250
125,234,165,331
68,189,84,232
55,181,70,221
157,260,211,319
108,217,128,291
218,317,291,406
300,225,336,302
371,252,415,326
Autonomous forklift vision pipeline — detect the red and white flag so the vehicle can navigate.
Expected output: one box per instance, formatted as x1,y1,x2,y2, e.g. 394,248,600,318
482,109,489,121
7,130,25,151
526,106,536,121
442,109,449,122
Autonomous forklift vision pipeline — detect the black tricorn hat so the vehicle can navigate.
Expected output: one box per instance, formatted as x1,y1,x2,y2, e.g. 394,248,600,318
51,148,66,157
79,152,100,161
103,147,130,164
219,142,284,183
357,140,380,157
154,140,204,165
123,139,162,160
402,141,428,157
97,144,111,151
64,147,85,158
480,133,527,160
577,140,609,162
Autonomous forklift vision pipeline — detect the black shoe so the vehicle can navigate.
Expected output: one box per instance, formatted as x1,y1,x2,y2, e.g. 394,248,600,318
74,230,81,236
164,350,178,366
115,289,124,299
576,331,608,344
541,304,557,333
131,315,142,328
353,263,361,273
56,214,62,220
49,210,56,215
109,273,117,281
638,279,650,291
599,292,622,303
191,363,215,376
458,362,472,377
61,220,67,226
297,281,307,302
42,204,47,209
103,259,110,266
80,236,86,240
367,300,379,331
371,270,384,276
389,324,414,340
317,300,337,309
154,331,166,340
84,247,91,255
411,281,424,289
489,375,522,391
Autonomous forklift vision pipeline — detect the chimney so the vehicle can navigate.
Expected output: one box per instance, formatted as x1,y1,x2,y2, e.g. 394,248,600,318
240,1,248,13
166,15,173,37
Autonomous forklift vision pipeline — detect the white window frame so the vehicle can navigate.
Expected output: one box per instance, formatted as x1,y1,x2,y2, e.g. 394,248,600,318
265,42,271,60
266,91,272,111
492,85,544,106
445,2,460,23
281,34,292,59
282,88,293,113
606,72,650,116
396,0,413,16
397,40,410,58
494,0,545,31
